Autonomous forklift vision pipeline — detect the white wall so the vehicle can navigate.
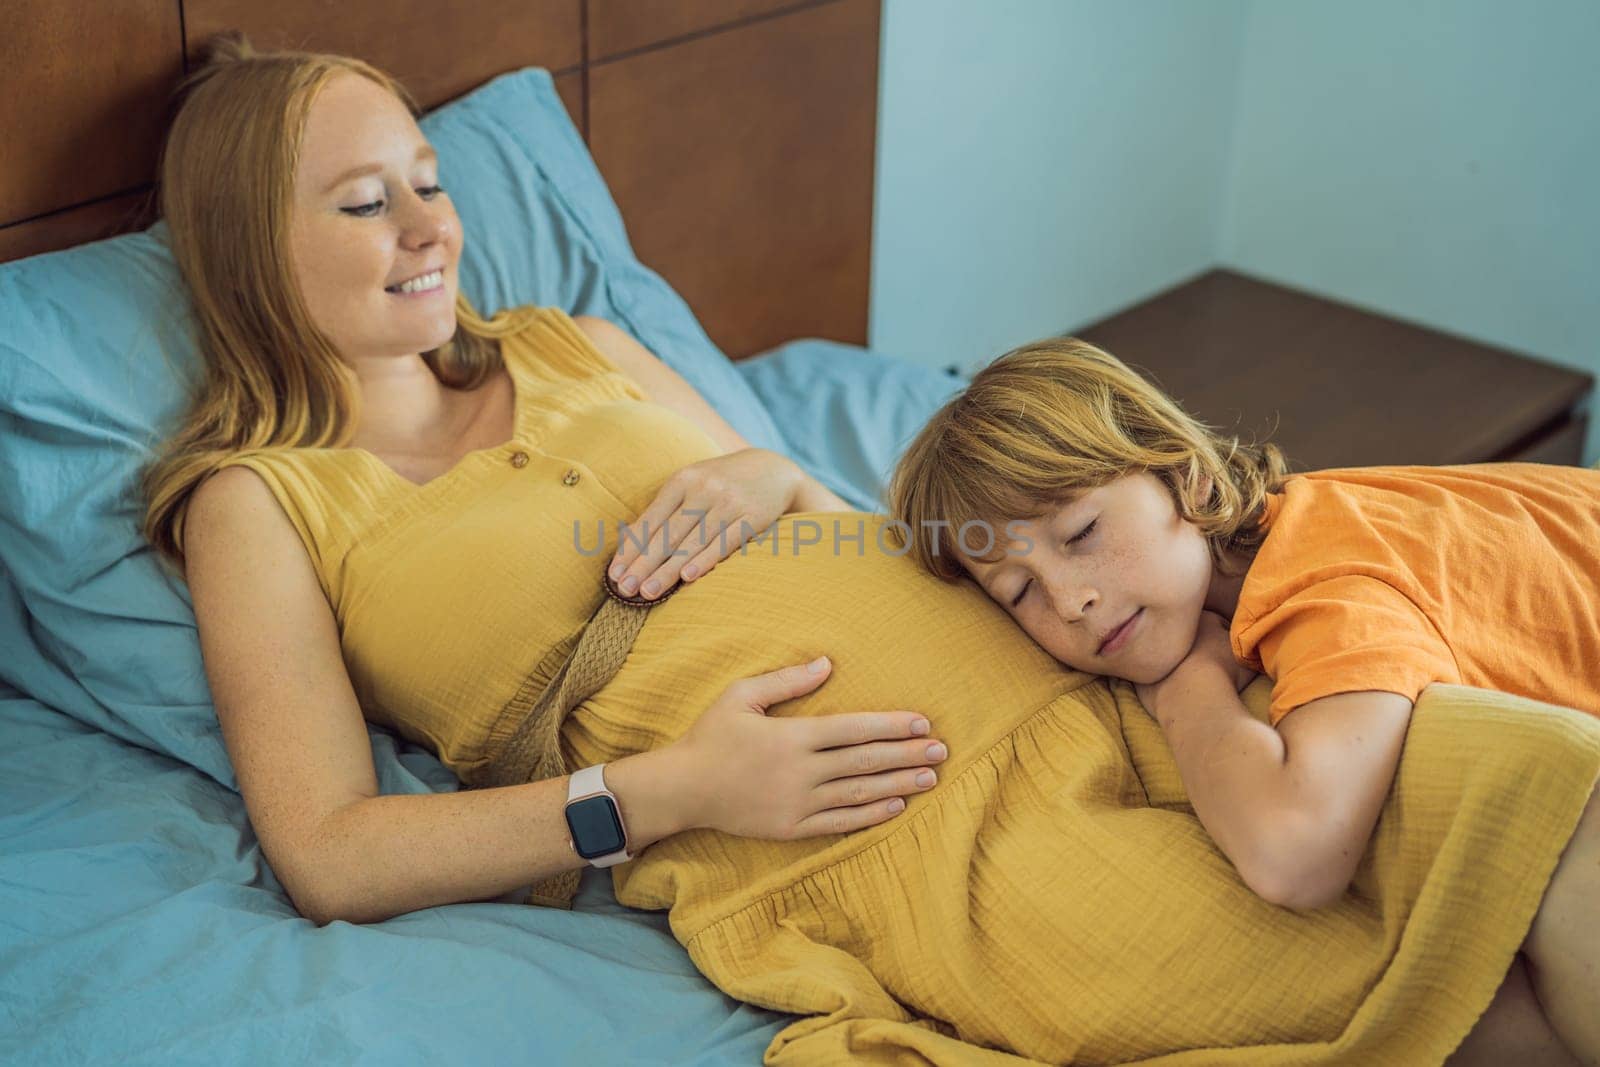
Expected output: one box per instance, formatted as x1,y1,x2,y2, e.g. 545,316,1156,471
1221,0,1600,463
869,0,1248,374
870,0,1600,463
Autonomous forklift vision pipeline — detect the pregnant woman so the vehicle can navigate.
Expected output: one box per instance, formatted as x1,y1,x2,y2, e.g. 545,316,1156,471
144,34,1600,1067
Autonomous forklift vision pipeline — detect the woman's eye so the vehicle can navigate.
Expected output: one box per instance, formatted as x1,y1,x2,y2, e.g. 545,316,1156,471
341,185,444,217
1009,579,1030,609
1068,518,1098,545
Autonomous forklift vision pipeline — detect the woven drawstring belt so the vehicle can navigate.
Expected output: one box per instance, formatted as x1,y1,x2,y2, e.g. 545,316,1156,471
472,572,680,909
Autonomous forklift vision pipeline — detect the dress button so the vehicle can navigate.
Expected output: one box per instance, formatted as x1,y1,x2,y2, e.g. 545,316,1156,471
562,468,581,486
509,451,529,468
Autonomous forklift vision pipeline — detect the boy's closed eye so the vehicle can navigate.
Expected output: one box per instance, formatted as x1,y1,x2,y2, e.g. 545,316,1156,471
1010,518,1098,607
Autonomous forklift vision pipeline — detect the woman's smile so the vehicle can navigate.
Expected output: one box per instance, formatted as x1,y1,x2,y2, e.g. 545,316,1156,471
385,267,446,298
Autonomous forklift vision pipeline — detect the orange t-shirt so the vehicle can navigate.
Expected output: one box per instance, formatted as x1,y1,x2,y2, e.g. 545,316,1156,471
1229,462,1600,727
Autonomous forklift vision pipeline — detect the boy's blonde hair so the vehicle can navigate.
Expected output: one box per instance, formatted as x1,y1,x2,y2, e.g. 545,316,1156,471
886,337,1291,581
139,31,503,573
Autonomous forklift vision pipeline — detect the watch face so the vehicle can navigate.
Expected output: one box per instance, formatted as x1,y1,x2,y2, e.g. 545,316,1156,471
565,795,626,860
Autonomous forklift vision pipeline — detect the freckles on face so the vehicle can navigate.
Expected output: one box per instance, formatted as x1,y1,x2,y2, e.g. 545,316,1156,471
960,511,1111,672
963,472,1216,683
289,72,462,361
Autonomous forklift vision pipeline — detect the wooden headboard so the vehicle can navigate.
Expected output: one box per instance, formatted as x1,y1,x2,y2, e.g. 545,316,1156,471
2,0,880,359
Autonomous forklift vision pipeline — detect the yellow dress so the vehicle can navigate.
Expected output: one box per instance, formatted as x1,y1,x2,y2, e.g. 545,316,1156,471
214,304,1600,1065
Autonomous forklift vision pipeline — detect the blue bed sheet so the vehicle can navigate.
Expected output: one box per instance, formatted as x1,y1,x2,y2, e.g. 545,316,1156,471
0,343,962,1066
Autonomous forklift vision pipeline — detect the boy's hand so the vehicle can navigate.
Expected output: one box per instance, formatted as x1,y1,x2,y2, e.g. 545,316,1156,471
1135,610,1259,720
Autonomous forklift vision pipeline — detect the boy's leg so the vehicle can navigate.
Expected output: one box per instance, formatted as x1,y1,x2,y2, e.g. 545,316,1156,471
1446,953,1580,1067
1522,780,1600,1065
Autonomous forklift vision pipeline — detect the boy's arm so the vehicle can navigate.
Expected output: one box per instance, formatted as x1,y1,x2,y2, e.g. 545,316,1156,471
1148,666,1413,910
1143,664,1295,902
1271,689,1414,906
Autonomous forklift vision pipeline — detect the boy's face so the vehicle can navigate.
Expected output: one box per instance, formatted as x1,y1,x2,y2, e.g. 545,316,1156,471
959,471,1242,685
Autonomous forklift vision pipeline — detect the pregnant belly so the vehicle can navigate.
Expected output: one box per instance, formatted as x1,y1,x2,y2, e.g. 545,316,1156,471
562,512,1130,909
561,514,1350,1060
564,511,1092,775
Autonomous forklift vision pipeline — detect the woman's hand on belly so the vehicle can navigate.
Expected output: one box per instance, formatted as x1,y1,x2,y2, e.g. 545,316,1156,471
666,654,950,840
606,448,806,601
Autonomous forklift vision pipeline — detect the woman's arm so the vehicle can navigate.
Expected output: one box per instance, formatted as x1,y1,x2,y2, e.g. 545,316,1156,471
186,466,703,924
303,749,689,924
573,314,751,454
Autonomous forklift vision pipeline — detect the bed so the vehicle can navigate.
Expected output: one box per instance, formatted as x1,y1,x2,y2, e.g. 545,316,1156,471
0,2,960,1062
8,4,1600,1066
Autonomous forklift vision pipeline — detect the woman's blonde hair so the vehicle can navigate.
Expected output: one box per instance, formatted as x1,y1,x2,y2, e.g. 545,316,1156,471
886,337,1292,582
140,31,502,572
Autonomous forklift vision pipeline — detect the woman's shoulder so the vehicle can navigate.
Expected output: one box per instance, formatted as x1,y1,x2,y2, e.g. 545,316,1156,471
492,304,642,389
196,448,334,525
473,302,616,338
201,446,365,534
457,301,564,339
206,444,348,484
190,450,350,601
184,460,307,577
191,459,277,523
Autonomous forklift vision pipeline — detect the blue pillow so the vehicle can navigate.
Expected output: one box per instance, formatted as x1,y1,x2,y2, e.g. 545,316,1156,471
0,67,783,786
736,339,965,512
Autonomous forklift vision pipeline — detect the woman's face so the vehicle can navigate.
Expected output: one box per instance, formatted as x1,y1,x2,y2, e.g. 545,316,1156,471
958,471,1221,685
288,71,462,363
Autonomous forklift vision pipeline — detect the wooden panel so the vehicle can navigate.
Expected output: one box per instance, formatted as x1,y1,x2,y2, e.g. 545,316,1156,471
589,0,804,61
1,0,180,224
589,0,879,359
1077,269,1595,471
0,191,159,265
4,0,882,346
553,72,584,138
0,28,583,266
184,0,582,109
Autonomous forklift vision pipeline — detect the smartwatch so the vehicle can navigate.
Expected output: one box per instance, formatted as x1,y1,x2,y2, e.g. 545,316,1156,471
564,764,632,867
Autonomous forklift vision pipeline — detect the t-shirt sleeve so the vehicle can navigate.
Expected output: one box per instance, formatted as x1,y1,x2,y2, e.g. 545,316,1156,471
1235,574,1460,727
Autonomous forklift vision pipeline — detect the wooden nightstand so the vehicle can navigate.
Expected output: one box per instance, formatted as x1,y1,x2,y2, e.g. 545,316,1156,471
1073,269,1593,471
